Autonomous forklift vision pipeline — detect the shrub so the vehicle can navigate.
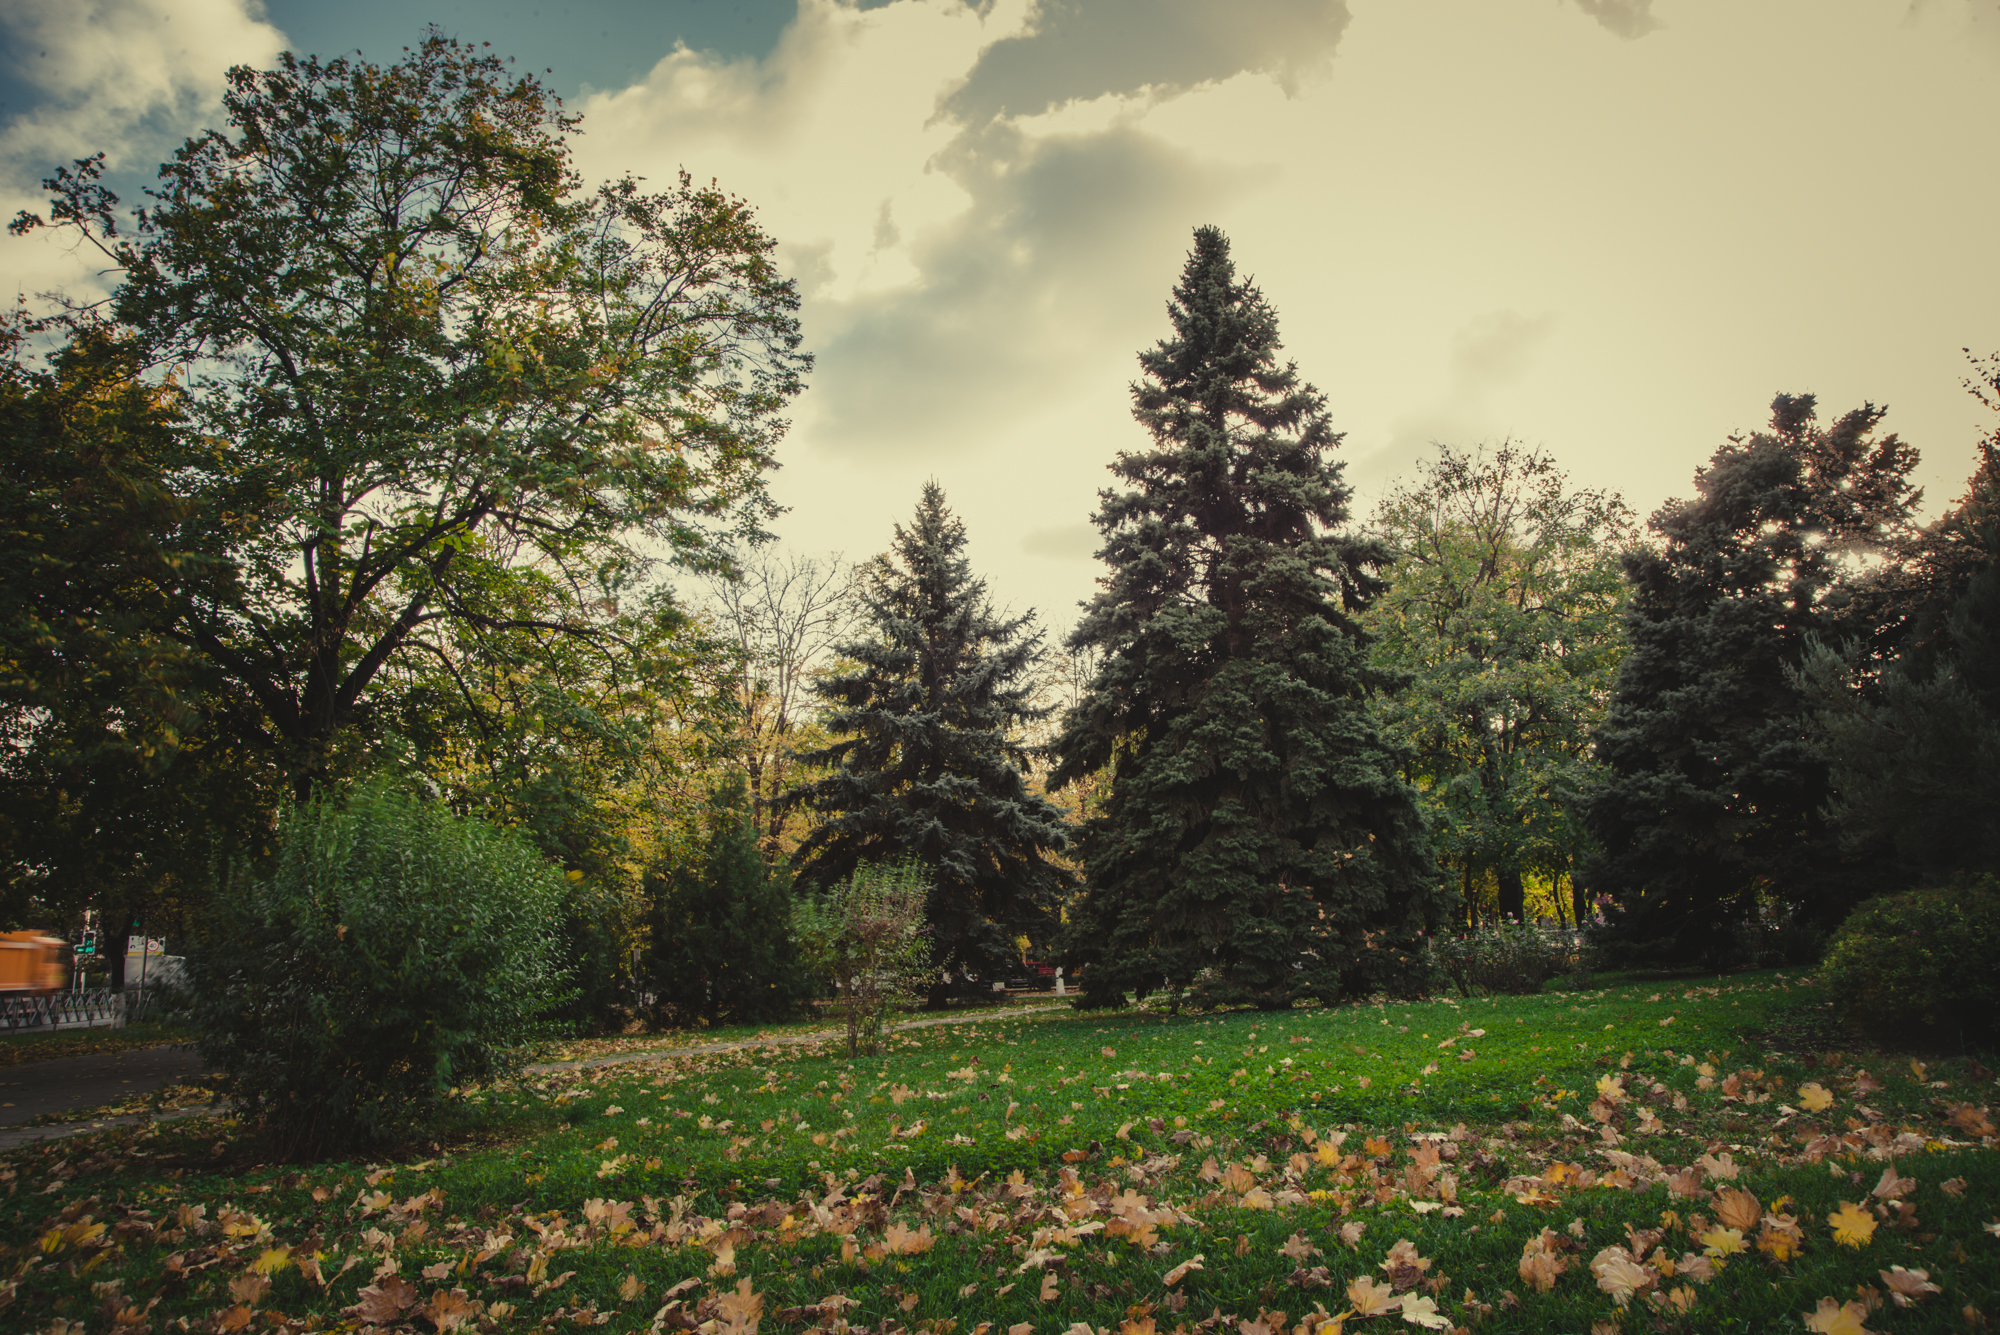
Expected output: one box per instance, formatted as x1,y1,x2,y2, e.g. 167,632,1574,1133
1819,880,2000,1050
791,861,931,1056
642,778,814,1026
185,780,567,1155
1428,921,1578,997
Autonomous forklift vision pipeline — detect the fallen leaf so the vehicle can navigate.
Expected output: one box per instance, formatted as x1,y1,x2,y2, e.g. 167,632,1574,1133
422,1287,483,1332
1878,1266,1940,1307
1797,1083,1834,1113
1829,1201,1877,1248
1162,1255,1204,1287
1399,1292,1451,1329
1713,1188,1761,1232
1347,1276,1397,1318
1803,1296,1876,1335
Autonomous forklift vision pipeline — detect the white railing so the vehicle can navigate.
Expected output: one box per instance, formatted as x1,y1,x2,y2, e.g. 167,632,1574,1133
0,988,163,1031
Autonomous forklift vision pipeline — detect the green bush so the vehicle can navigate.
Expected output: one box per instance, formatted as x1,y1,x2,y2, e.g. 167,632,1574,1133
1428,921,1578,997
185,780,568,1155
642,778,814,1027
791,860,931,1056
1820,880,2000,1050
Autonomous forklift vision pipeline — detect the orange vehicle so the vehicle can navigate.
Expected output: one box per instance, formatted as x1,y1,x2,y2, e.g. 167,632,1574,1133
0,932,68,995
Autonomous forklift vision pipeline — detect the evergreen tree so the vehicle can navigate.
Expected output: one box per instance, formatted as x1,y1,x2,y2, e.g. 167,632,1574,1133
642,777,812,1025
1049,227,1444,1011
784,483,1071,998
1585,394,1919,963
1800,386,2000,883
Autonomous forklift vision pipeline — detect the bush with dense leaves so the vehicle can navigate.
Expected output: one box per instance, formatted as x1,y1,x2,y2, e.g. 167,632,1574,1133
1428,921,1579,997
186,780,567,1155
642,778,814,1027
1819,880,2000,1050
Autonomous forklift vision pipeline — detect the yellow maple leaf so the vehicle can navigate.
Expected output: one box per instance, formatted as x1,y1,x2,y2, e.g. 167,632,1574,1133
1797,1083,1834,1113
1399,1292,1451,1329
1803,1296,1876,1335
1698,1226,1746,1259
1828,1201,1877,1248
1347,1275,1397,1317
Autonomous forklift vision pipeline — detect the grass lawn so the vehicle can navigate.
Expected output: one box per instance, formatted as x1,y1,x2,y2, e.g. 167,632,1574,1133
1,970,1994,1333
0,1020,191,1070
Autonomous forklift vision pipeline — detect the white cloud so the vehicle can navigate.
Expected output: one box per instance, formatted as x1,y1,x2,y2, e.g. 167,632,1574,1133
1,0,285,303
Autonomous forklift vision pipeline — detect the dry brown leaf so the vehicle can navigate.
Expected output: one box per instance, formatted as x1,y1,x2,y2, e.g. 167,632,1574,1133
421,1287,482,1333
1878,1267,1940,1307
1713,1188,1761,1232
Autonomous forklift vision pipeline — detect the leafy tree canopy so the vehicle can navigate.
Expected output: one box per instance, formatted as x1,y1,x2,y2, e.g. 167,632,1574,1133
9,32,809,802
1586,393,1920,961
1051,226,1444,1011
1367,443,1635,927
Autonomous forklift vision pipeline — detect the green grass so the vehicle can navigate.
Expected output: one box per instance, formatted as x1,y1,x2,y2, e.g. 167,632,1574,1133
1,972,1994,1333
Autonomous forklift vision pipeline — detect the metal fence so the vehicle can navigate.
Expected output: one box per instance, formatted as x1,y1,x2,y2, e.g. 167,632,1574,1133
0,988,163,1032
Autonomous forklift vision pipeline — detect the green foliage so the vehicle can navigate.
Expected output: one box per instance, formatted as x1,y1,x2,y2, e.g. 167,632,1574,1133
1426,921,1578,997
786,484,1071,991
1820,881,2000,1049
1051,226,1445,1010
790,860,931,1056
643,778,814,1027
1586,394,1920,963
1368,444,1634,926
184,779,567,1155
10,32,808,802
1800,425,2000,884
0,323,278,937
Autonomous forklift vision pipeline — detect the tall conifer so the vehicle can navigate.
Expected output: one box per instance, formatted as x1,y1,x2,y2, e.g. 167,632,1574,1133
1050,227,1443,1010
1585,395,1919,961
785,483,1070,997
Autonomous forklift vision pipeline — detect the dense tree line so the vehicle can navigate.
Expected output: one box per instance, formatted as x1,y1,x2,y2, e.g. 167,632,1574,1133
4,30,1994,1018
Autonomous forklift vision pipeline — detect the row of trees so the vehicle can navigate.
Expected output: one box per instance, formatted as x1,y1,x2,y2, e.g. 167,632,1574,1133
755,228,1998,1005
4,34,1993,1021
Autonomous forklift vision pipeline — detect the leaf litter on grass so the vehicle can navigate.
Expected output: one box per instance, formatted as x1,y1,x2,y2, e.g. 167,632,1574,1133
0,971,1993,1333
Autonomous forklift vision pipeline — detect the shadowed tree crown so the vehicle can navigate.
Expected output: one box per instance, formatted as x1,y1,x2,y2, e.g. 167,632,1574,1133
1050,226,1445,1010
1585,393,1920,962
784,482,1071,996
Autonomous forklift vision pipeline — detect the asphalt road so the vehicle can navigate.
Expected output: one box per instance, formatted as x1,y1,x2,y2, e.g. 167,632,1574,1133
0,1045,210,1129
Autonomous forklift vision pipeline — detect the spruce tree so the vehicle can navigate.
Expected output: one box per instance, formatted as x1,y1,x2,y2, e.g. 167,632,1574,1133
784,483,1071,998
1049,227,1443,1011
1585,395,1919,963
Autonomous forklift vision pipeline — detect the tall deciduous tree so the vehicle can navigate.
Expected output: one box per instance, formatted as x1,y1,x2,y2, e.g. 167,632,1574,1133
1050,227,1443,1011
1367,443,1634,928
695,551,858,860
9,33,808,801
785,483,1071,999
1585,394,1919,962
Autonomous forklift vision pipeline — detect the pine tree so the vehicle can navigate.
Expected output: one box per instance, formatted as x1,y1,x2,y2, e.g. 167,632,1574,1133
1049,227,1443,1011
1585,395,1920,963
784,483,1071,998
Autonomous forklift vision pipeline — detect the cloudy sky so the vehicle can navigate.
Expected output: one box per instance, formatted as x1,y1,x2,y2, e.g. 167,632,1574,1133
5,0,1998,629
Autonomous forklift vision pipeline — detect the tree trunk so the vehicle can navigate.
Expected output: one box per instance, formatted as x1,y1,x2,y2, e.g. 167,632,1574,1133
1497,865,1526,924
104,909,138,992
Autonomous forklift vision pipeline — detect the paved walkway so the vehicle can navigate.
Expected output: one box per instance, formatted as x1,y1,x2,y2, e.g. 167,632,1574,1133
0,1046,212,1150
0,1002,1071,1151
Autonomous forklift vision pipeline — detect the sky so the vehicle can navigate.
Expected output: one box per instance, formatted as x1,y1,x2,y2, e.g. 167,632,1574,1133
4,0,1999,633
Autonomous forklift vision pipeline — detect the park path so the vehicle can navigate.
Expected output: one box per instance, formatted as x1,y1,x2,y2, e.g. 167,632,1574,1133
0,1002,1069,1151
